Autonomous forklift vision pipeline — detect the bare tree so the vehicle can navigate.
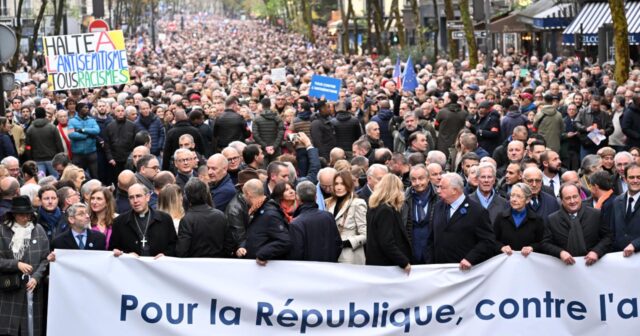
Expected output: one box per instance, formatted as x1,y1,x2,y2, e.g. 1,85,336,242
459,0,477,67
28,0,49,67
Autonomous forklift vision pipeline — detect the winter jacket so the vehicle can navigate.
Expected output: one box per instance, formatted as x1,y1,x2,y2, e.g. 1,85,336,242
244,199,291,260
623,103,640,148
310,114,337,159
574,107,613,148
469,110,501,155
252,110,285,151
371,108,394,148
176,204,236,258
110,208,177,256
519,102,537,115
332,111,362,153
288,203,342,262
161,120,206,171
210,173,235,212
135,114,165,156
435,102,468,155
500,110,528,142
213,109,251,151
67,115,101,155
225,191,250,247
291,110,313,139
103,118,138,162
25,118,64,161
194,121,215,158
533,105,564,153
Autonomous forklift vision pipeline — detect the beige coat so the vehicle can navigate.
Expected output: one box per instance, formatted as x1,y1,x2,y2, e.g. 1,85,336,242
326,195,367,264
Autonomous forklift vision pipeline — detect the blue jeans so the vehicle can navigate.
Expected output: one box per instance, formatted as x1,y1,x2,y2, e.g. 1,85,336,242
36,161,58,179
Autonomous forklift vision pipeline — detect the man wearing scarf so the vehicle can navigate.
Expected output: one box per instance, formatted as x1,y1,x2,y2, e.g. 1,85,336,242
582,171,615,227
401,165,438,264
544,183,612,266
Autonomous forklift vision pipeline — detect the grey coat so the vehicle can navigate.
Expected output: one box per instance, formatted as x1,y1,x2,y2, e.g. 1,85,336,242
468,191,510,225
0,223,49,336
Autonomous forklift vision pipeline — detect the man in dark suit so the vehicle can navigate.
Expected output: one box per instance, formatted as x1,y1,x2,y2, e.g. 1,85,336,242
611,164,640,256
288,181,342,262
427,172,497,270
612,151,633,195
111,183,177,258
469,162,509,225
582,171,615,226
51,203,106,251
544,183,611,265
356,164,388,203
523,167,560,222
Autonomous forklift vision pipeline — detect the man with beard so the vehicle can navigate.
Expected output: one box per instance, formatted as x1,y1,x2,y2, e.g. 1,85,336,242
68,102,101,179
104,104,138,183
135,101,165,159
541,150,564,198
243,144,265,171
393,111,434,155
222,147,243,184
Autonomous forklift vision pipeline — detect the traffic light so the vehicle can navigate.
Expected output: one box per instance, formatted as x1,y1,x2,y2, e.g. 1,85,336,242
390,32,399,45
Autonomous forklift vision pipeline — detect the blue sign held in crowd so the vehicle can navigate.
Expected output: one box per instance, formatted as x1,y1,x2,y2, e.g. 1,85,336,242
309,75,342,101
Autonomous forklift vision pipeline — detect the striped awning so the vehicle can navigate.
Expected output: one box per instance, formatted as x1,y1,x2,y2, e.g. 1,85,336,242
532,3,575,30
562,1,640,45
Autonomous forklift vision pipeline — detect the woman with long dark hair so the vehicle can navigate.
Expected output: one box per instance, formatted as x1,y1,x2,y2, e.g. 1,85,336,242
90,187,117,249
270,181,297,224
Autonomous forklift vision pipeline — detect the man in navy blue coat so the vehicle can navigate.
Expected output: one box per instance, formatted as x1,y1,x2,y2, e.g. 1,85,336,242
235,179,291,265
207,154,236,212
611,164,640,257
51,203,106,252
427,173,497,270
288,181,342,262
523,167,560,223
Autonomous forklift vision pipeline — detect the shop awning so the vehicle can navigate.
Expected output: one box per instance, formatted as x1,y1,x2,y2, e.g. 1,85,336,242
532,3,575,30
562,1,640,45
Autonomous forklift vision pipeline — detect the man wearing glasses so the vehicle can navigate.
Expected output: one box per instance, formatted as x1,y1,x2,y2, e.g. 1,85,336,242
173,149,197,189
523,167,559,224
134,154,160,193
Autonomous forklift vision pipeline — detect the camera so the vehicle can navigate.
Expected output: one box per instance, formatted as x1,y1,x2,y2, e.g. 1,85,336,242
288,133,299,142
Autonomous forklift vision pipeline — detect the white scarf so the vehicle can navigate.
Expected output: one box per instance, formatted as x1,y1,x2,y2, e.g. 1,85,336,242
9,222,34,260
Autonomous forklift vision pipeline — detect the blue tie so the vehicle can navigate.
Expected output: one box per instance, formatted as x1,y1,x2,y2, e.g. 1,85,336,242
77,234,85,249
446,204,452,222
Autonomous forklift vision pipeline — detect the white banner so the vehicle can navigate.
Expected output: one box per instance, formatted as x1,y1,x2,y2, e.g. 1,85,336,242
48,250,640,335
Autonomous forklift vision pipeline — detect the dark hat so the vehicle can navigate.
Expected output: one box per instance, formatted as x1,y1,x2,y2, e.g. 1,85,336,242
468,84,479,91
479,101,492,109
10,196,33,214
236,169,259,188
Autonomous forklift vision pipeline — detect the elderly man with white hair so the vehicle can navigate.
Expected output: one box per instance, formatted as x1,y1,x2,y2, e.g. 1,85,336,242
427,172,497,270
523,166,560,222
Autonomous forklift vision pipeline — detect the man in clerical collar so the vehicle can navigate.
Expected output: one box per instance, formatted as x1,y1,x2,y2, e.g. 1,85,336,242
110,183,177,258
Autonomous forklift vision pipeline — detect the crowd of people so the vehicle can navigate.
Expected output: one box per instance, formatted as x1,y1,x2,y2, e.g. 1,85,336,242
1,14,640,335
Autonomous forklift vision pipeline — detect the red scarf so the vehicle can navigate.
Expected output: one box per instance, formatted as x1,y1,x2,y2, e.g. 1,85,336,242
57,123,72,159
280,200,297,224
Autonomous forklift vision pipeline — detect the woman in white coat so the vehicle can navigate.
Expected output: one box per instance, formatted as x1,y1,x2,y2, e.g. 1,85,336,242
325,170,367,264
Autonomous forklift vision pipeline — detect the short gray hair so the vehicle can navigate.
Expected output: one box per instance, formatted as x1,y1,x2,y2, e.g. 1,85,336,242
477,162,496,177
67,202,88,218
426,150,447,169
511,182,532,200
173,148,192,160
614,151,633,164
125,106,137,117
81,179,102,197
441,172,464,191
296,181,317,203
367,164,388,177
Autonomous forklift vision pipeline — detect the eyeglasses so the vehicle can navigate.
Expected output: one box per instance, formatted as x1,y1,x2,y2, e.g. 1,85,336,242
227,156,241,162
146,165,160,171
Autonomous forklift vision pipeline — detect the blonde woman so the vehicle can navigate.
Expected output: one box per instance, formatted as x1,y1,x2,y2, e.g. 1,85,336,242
325,170,367,265
366,174,412,274
158,184,185,233
59,164,85,191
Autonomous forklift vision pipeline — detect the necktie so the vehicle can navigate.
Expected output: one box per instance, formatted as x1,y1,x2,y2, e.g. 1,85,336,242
549,179,555,196
626,197,635,220
532,197,539,210
446,204,452,222
77,234,85,249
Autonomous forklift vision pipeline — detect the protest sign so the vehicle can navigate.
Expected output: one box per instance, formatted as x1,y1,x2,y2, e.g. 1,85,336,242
49,250,640,335
309,75,341,101
43,30,130,91
271,67,286,83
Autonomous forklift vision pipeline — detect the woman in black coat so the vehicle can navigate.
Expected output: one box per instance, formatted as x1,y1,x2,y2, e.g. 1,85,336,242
365,174,412,273
176,179,236,258
494,182,547,256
